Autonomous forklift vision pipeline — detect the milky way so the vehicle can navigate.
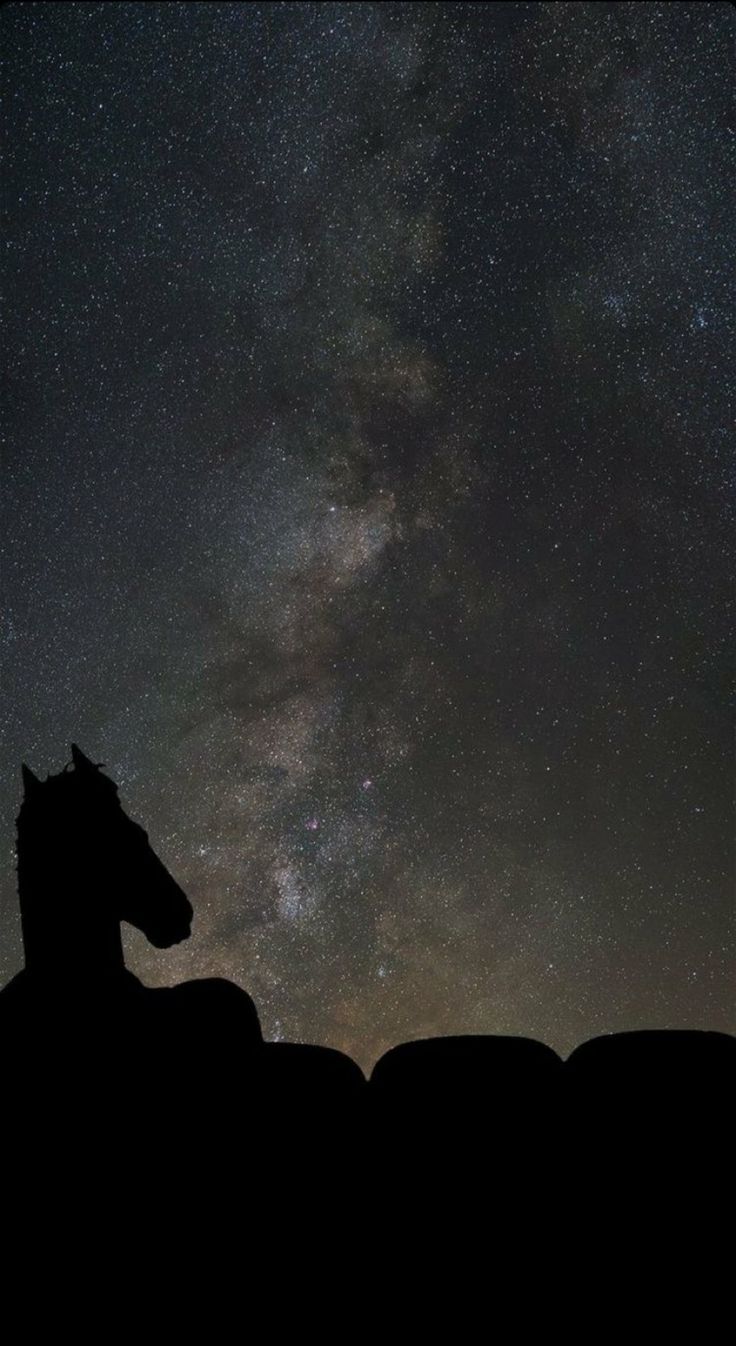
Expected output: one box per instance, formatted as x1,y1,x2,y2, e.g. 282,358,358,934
3,3,733,1068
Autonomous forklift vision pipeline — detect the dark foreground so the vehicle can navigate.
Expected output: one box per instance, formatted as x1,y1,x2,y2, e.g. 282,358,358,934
0,970,732,1326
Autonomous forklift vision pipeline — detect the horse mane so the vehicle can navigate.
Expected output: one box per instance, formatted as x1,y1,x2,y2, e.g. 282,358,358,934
15,750,118,879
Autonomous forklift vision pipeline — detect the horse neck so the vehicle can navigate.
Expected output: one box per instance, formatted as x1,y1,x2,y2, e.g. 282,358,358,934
17,848,126,979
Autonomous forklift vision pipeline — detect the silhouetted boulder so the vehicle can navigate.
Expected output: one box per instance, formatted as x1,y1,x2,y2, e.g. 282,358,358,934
370,1033,563,1110
564,1029,736,1248
253,1041,366,1102
565,1029,736,1094
565,1030,735,1151
244,1042,366,1156
366,1036,564,1228
369,1035,562,1182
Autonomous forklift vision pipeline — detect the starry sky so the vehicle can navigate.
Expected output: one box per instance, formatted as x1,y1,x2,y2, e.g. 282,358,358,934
2,2,733,1069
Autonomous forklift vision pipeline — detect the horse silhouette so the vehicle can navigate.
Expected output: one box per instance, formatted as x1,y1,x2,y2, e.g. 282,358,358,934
0,745,367,1204
0,745,263,1177
15,742,194,977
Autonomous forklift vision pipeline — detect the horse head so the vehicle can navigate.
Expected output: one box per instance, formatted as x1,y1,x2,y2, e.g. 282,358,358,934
17,745,193,965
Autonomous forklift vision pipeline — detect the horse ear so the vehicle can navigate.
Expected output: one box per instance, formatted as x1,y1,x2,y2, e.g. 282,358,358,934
71,743,97,772
22,763,42,798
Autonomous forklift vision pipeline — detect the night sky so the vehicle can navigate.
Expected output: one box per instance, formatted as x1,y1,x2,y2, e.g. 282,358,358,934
3,2,733,1069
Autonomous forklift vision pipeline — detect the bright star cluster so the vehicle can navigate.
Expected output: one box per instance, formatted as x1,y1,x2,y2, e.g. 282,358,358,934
2,3,733,1069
